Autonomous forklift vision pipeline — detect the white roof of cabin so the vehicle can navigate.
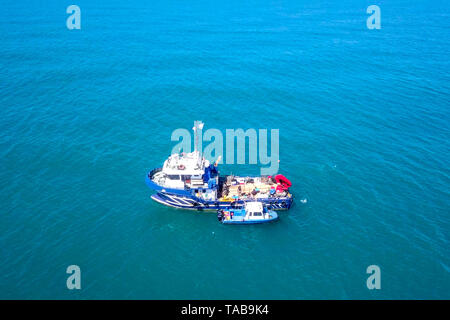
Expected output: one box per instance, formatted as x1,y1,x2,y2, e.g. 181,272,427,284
162,151,209,176
245,202,263,213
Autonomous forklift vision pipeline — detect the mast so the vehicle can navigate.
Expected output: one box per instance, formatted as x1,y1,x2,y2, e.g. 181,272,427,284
193,120,204,166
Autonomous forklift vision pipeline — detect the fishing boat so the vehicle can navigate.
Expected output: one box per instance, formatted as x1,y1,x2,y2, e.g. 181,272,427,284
145,121,293,211
217,202,279,224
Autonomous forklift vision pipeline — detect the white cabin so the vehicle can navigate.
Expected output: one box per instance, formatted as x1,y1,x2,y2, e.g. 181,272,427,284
244,202,270,220
162,151,208,176
152,151,218,198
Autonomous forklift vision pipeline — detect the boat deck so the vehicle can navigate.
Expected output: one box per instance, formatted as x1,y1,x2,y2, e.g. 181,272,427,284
219,175,289,201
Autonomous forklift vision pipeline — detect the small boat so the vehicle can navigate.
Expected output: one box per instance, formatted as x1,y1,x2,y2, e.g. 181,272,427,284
217,202,279,225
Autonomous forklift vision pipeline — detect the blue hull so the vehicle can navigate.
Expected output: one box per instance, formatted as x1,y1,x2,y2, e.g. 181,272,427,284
150,192,293,211
146,171,293,211
222,213,279,224
222,217,278,224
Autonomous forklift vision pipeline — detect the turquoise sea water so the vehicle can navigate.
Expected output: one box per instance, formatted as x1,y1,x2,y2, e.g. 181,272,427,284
1,0,449,299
